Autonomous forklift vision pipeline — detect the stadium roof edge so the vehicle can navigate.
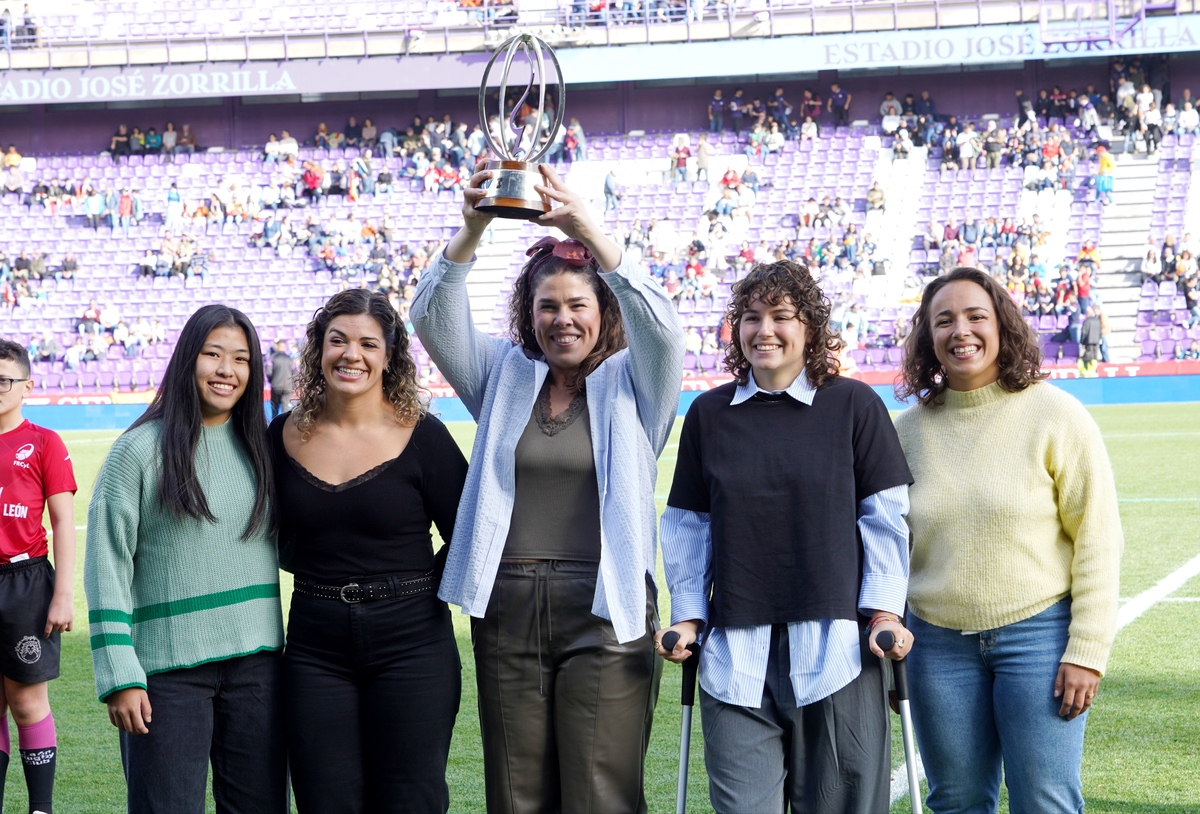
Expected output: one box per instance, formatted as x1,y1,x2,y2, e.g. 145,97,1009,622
1,14,1198,106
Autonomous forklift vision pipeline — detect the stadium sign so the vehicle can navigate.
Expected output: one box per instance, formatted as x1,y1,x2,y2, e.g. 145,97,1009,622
0,15,1197,104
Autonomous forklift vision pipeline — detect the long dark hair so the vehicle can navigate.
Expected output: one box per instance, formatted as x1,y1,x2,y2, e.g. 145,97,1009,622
507,254,627,392
896,266,1047,406
723,260,841,387
293,288,427,439
128,304,274,538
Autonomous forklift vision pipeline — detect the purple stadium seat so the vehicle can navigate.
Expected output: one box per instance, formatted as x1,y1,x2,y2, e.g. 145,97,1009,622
682,352,697,371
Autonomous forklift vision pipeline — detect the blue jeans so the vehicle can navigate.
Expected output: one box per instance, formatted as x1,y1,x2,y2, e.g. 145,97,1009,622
907,599,1087,814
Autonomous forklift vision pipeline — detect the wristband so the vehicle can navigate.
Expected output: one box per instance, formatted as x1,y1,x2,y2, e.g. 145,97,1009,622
865,613,900,635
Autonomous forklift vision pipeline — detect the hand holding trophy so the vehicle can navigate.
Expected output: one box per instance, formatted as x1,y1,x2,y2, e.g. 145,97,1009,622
475,34,566,219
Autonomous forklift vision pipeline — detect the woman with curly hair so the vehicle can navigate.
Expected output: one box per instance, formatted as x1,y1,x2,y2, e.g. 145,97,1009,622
655,260,913,813
412,163,684,813
269,288,468,813
894,267,1123,812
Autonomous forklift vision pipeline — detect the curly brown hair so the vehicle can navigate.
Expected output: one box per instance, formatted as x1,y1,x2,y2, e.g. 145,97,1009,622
293,288,428,438
723,260,841,387
507,253,627,392
896,266,1047,406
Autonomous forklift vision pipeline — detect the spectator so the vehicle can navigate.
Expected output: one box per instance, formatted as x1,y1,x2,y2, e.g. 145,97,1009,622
276,129,300,161
728,88,748,133
828,83,852,128
110,125,132,162
315,122,331,149
2,144,19,169
1178,101,1200,135
604,169,621,212
161,121,178,159
800,115,819,142
175,124,196,157
915,90,936,118
1142,103,1164,153
263,133,280,163
344,117,362,148
671,136,691,183
893,127,913,160
59,251,77,281
695,134,711,182
866,181,885,212
142,127,161,155
956,122,981,170
880,91,903,133
800,88,823,120
1095,145,1115,205
766,86,792,121
755,122,778,154
565,118,587,161
740,166,759,195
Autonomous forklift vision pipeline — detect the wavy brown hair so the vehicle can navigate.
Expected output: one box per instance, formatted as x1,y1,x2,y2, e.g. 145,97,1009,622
507,254,627,392
723,260,841,387
293,288,427,438
896,266,1047,406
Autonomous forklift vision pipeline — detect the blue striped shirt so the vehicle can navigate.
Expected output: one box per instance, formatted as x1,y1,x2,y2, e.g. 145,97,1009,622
660,371,910,707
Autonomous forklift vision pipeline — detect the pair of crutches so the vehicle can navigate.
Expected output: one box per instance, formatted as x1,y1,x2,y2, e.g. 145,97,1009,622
662,628,923,814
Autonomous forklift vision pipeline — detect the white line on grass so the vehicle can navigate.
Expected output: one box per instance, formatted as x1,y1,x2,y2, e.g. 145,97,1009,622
891,548,1200,806
1102,432,1200,438
1118,497,1200,503
889,752,925,805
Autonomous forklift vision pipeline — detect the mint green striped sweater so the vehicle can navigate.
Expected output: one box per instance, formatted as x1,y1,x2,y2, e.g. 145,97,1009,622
84,419,284,702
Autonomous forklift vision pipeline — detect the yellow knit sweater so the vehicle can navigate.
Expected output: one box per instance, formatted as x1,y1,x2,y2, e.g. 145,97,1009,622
894,381,1123,674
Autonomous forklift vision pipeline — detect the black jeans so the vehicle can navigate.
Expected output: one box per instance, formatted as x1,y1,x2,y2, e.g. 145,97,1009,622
284,582,461,814
120,650,287,814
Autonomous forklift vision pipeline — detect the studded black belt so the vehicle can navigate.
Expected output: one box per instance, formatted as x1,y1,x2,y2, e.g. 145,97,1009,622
292,570,436,603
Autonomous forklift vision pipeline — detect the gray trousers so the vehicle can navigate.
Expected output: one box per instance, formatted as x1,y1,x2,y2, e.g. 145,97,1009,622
472,560,661,814
700,624,890,814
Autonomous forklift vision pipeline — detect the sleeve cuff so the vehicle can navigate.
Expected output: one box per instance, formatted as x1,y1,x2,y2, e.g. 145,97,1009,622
859,574,909,618
1061,636,1112,677
669,592,710,627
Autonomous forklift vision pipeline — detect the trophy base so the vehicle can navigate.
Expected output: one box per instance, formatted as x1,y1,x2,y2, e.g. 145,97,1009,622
474,160,550,220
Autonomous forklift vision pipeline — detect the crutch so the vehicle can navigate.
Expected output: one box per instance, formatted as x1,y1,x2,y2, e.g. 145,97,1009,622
876,629,922,814
661,630,701,814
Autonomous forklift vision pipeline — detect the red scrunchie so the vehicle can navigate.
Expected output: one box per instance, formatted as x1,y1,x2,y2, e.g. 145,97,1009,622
525,235,594,268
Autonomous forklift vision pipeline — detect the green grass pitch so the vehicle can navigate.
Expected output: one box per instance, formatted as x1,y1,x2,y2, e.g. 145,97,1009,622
7,402,1199,812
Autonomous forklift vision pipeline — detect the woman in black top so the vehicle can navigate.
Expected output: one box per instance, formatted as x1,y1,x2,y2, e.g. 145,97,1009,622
270,289,467,814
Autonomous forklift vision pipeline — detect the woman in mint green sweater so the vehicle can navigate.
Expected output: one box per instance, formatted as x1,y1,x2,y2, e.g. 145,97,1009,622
85,305,287,814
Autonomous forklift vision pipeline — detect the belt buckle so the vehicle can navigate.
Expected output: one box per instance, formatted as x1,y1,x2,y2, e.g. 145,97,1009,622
339,582,362,603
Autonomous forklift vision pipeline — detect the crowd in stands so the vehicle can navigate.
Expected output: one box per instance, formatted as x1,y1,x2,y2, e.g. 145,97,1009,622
9,53,1199,381
1142,232,1200,331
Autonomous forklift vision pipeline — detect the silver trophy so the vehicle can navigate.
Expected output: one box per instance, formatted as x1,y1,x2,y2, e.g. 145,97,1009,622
475,34,566,219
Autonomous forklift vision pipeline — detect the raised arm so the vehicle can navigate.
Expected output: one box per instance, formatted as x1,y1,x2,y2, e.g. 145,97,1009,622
535,164,685,453
411,162,511,418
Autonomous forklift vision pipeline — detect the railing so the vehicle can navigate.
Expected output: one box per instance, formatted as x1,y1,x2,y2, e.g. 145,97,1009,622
0,0,1192,70
1037,0,1180,43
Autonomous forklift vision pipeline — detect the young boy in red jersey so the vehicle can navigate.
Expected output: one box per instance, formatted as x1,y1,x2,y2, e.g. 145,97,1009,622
0,339,76,814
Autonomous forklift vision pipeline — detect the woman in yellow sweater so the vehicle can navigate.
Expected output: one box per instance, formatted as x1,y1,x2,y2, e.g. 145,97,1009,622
894,267,1122,813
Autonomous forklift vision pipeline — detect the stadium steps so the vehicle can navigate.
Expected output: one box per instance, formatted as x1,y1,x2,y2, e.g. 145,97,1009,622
873,143,926,307
467,218,526,331
1098,157,1160,360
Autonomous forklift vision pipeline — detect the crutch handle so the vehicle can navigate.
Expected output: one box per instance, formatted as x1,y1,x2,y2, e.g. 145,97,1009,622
661,631,702,707
874,629,911,701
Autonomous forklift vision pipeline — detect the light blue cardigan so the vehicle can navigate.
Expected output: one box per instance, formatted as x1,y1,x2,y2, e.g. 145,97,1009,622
412,250,685,643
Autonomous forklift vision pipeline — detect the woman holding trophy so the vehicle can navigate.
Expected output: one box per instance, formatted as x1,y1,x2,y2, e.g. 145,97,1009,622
412,154,684,813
